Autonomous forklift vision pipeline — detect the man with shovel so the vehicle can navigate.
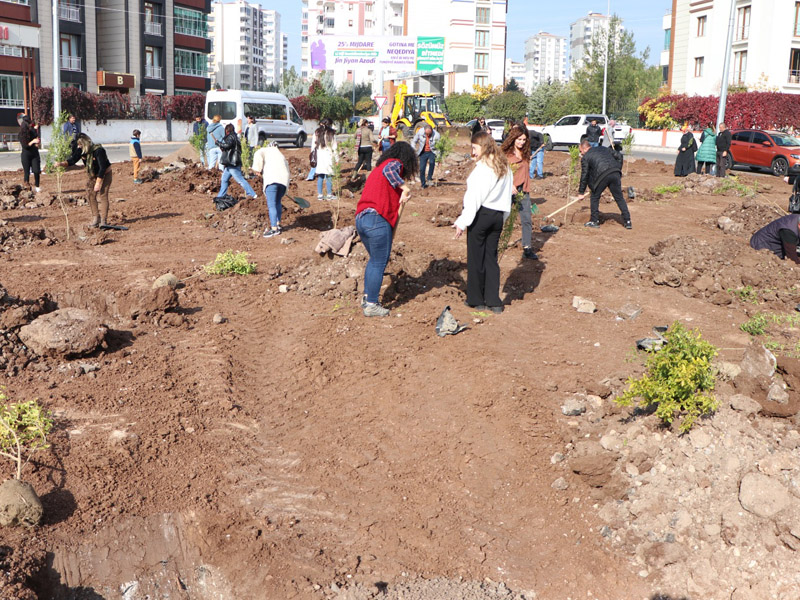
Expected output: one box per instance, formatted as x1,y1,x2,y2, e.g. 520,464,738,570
529,128,545,179
574,138,631,230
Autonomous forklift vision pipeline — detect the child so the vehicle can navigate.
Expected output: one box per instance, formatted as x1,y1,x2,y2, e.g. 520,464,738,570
130,129,143,184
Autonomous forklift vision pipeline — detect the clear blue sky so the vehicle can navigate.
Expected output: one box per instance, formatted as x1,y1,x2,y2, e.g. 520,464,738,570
267,0,672,70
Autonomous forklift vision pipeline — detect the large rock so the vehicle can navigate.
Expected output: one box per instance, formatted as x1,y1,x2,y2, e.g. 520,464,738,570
18,308,106,358
0,479,43,528
739,472,792,519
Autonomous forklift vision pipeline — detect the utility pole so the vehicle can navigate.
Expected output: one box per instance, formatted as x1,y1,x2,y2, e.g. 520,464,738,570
53,0,61,121
601,0,610,115
716,0,737,128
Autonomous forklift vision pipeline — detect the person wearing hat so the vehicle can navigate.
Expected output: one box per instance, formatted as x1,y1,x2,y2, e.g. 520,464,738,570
130,129,143,184
674,123,697,177
378,117,396,152
18,115,41,193
252,141,290,238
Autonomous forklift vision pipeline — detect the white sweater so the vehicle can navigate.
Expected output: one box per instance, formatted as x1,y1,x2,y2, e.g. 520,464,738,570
453,160,514,230
252,146,290,189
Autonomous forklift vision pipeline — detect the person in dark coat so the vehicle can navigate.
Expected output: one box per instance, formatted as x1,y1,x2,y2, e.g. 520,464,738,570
716,122,732,177
674,124,697,176
575,139,631,229
528,128,545,179
750,214,800,263
18,115,41,193
214,123,257,200
585,119,602,147
56,133,113,227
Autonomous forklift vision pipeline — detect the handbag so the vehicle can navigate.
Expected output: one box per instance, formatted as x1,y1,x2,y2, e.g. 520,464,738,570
789,179,800,214
309,147,317,168
214,194,239,211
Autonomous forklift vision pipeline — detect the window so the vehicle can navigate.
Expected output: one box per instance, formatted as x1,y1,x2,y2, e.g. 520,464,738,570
555,116,581,126
175,49,207,77
731,131,752,142
144,3,162,35
58,1,81,23
697,15,706,37
736,5,750,41
59,34,81,71
475,30,488,47
790,48,800,82
244,102,287,120
207,101,236,120
733,50,747,84
694,57,704,77
174,7,208,38
795,2,800,36
751,132,769,145
476,7,490,24
0,44,23,57
664,28,671,50
0,75,23,108
474,75,487,87
145,46,163,79
474,52,488,70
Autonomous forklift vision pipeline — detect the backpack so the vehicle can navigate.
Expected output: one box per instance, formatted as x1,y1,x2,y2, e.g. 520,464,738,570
789,178,800,214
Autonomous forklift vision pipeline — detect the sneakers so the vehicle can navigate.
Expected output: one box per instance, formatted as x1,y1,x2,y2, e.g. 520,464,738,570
584,221,600,228
133,179,143,184
34,186,41,194
488,305,504,314
325,195,337,202
624,220,632,230
263,226,282,238
317,194,324,200
464,300,487,311
363,302,389,317
522,247,538,260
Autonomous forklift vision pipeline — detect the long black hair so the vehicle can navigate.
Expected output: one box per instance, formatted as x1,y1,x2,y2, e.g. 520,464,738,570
375,141,419,180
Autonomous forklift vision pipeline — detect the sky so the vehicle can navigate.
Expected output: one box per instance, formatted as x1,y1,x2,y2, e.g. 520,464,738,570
266,0,673,71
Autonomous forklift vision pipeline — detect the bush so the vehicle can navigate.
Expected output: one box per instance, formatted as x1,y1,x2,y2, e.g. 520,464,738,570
204,250,257,275
434,131,455,162
444,92,482,123
0,392,53,480
165,94,205,120
290,96,320,120
616,322,718,432
486,91,527,122
318,95,352,129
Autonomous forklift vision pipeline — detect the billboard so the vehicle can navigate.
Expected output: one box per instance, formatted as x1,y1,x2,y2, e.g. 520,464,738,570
310,36,444,72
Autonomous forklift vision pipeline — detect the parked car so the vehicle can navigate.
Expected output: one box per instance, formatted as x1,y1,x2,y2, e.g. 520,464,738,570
537,114,632,149
348,116,375,131
465,119,506,142
727,129,800,176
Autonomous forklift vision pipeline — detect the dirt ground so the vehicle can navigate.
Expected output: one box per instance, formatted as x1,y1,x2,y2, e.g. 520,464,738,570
0,140,798,600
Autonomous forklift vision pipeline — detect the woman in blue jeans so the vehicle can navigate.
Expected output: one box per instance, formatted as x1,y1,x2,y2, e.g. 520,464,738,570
215,123,257,201
252,141,289,237
355,142,419,317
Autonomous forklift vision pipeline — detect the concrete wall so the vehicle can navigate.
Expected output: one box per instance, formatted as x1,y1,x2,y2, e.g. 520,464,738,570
39,119,194,144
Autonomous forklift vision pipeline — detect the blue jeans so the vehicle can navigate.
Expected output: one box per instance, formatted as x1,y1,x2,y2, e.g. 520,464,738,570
530,150,544,178
306,166,316,180
317,174,332,197
419,151,436,187
217,166,256,198
265,183,286,227
356,210,393,304
206,147,222,170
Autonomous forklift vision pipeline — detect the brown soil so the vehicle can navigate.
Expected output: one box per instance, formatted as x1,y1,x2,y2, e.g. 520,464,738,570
0,144,795,600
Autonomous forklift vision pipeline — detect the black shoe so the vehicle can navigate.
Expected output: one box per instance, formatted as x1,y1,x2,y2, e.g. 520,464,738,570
624,220,632,230
488,305,504,314
584,221,600,228
464,300,487,310
523,247,538,260
421,184,428,189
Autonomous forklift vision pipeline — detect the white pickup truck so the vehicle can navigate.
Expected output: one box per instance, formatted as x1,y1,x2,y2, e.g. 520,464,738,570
535,114,632,149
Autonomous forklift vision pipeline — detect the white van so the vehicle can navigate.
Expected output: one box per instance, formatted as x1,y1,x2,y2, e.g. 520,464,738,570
205,89,307,148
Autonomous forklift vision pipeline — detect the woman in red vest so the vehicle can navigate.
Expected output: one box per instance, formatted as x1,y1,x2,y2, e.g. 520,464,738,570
355,141,419,317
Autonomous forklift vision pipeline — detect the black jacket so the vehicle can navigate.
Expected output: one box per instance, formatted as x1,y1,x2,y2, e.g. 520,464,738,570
716,129,731,152
585,124,602,143
578,146,622,194
529,130,544,150
66,141,111,178
217,132,242,168
19,124,39,156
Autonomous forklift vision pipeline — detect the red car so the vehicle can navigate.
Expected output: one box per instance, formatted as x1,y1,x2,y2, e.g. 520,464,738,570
728,129,800,176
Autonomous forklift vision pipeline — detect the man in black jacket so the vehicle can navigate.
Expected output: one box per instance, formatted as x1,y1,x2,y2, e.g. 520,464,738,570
57,133,113,228
716,122,732,178
575,139,631,229
585,119,602,147
529,128,545,179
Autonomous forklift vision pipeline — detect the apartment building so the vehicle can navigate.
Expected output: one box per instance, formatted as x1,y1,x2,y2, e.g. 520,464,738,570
569,11,622,76
666,0,800,96
0,0,40,133
524,32,567,91
505,58,526,90
36,0,210,97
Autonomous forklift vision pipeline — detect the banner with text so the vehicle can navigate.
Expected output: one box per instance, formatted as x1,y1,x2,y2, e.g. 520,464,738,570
309,36,444,72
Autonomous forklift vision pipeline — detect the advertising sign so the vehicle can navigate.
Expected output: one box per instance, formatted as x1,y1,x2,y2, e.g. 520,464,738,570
416,37,445,72
310,36,444,72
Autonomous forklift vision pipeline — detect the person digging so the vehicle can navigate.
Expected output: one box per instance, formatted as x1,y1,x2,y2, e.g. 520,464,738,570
57,133,115,229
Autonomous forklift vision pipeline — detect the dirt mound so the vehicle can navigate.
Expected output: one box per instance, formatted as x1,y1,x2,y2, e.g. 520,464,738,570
336,577,531,600
712,198,786,237
0,224,57,253
0,287,52,375
0,532,46,600
159,142,200,165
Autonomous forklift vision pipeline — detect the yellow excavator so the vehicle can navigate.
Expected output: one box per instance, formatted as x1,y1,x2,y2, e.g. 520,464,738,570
390,83,452,139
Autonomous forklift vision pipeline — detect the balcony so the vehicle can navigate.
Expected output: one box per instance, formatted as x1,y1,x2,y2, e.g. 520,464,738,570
145,64,163,79
734,26,749,42
175,66,206,77
60,55,82,71
145,20,162,36
0,45,23,57
789,70,800,84
58,3,80,21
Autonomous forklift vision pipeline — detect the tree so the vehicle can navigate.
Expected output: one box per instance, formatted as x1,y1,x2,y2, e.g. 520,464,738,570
319,95,352,130
472,83,503,104
486,91,527,122
280,66,308,98
444,92,481,123
505,78,520,92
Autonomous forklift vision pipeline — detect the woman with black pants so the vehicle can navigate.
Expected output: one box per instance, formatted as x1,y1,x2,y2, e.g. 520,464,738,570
19,115,41,193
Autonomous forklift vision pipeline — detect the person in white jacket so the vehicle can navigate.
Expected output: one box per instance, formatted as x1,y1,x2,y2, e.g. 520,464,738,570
252,142,290,238
312,119,338,201
453,131,514,313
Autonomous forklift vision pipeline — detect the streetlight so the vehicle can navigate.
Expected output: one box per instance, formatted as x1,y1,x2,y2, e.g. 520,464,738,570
52,0,61,121
601,0,610,116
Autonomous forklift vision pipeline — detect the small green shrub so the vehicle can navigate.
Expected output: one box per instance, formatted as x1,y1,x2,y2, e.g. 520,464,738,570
713,175,758,197
0,392,53,480
654,184,683,195
616,321,718,433
567,145,581,196
204,250,257,275
434,131,455,163
189,126,206,164
240,134,254,173
729,285,759,304
740,313,769,335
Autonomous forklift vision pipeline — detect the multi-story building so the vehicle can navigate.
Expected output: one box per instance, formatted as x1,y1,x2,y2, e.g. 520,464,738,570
523,32,567,90
263,9,281,87
569,11,622,76
301,0,507,95
281,32,288,77
504,58,526,90
211,1,274,90
36,0,210,97
666,0,800,96
0,0,40,134
661,9,671,87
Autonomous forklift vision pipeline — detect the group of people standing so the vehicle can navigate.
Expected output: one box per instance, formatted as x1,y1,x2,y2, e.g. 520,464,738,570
673,122,732,177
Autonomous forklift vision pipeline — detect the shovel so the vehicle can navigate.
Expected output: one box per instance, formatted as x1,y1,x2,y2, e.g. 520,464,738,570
289,196,311,209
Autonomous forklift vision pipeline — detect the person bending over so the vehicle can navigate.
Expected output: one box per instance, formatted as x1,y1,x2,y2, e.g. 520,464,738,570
750,214,800,263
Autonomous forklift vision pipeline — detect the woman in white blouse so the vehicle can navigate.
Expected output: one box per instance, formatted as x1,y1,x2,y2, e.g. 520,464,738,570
453,131,514,313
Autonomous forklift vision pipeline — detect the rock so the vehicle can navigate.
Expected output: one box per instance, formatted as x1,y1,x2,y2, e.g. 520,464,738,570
729,393,761,415
572,296,596,313
551,477,569,491
338,278,357,293
599,434,623,452
717,362,742,381
739,472,792,519
767,383,790,405
740,344,777,379
689,428,712,450
19,308,106,358
212,313,225,324
561,395,586,416
137,286,179,314
0,479,43,527
550,452,565,464
617,303,641,320
152,272,179,290
345,263,362,280
278,284,289,293
570,453,617,488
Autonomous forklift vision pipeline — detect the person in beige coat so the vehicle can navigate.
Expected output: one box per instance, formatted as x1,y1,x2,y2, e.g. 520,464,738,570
252,141,290,238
